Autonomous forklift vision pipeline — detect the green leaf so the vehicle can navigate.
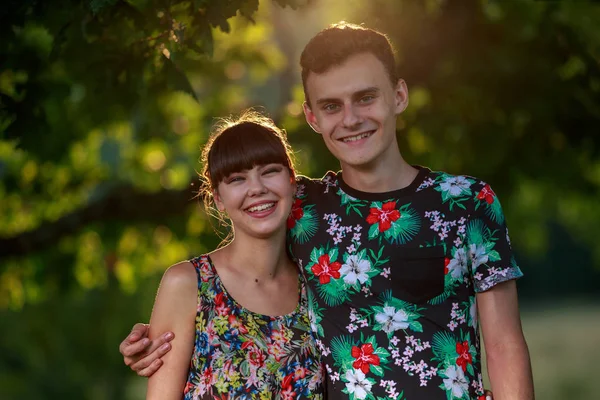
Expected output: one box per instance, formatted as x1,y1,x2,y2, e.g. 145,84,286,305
163,56,198,101
371,364,385,377
368,223,379,240
409,321,423,332
328,247,339,262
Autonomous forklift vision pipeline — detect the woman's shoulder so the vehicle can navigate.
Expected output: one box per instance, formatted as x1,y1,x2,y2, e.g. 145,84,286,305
159,260,197,291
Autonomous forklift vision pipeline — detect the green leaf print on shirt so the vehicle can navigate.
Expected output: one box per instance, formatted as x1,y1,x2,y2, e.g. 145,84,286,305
288,199,319,244
474,183,505,225
465,220,501,271
338,188,370,217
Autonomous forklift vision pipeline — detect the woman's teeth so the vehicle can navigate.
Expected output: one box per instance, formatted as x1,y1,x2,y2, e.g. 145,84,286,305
247,203,275,212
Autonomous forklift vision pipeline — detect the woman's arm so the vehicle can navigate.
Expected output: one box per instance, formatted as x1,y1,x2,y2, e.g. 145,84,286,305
146,261,198,400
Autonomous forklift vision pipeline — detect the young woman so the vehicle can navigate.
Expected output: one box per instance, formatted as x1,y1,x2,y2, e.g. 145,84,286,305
145,111,324,399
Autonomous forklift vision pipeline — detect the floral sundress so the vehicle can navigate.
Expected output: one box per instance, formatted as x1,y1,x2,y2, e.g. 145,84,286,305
183,255,325,399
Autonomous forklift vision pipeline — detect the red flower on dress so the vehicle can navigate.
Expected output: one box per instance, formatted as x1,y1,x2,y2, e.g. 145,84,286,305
456,341,473,372
351,343,381,374
476,184,496,205
311,254,341,284
228,315,248,334
287,199,304,229
281,382,297,400
444,257,451,275
366,201,401,232
282,373,294,389
184,381,194,394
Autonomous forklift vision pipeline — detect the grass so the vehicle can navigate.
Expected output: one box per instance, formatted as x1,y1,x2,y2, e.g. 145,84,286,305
482,300,600,400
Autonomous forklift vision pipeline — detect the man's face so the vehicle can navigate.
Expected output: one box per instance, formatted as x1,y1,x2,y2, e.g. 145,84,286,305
303,52,408,171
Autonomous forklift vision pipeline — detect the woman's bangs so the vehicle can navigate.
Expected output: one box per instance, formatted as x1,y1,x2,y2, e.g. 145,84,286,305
209,126,289,185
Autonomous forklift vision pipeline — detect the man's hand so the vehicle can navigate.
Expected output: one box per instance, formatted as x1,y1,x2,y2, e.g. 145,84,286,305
119,323,174,377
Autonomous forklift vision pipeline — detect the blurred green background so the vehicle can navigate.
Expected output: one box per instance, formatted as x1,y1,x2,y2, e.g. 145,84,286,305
1,0,599,399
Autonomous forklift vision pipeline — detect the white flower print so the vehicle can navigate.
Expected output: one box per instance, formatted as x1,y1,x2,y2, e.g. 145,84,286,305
340,255,371,285
447,247,468,280
440,176,471,197
345,369,373,399
375,306,410,334
443,365,469,398
469,243,489,269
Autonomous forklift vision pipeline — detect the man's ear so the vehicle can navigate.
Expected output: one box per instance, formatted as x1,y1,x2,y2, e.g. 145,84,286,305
303,101,321,134
213,189,225,212
394,79,409,114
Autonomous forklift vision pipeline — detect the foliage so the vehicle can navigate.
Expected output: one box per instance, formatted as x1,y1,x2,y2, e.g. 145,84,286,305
1,0,599,398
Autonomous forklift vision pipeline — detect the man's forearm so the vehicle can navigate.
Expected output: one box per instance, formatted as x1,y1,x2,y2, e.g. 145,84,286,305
486,339,534,400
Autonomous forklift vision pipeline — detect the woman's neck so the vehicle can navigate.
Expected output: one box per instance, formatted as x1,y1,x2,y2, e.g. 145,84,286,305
214,229,292,282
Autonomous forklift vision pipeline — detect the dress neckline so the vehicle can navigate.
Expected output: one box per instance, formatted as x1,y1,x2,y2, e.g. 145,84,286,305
205,254,304,320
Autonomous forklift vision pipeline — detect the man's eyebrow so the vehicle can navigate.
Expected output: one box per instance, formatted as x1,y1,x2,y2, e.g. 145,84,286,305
315,97,341,106
352,87,380,99
315,87,380,106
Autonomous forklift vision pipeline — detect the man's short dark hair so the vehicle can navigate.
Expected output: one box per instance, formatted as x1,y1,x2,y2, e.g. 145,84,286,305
300,22,398,107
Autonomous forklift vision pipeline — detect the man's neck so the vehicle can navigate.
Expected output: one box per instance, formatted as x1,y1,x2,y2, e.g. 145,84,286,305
340,156,419,193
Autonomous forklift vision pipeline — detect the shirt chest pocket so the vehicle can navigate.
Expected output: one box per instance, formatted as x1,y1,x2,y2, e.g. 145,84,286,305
389,246,446,304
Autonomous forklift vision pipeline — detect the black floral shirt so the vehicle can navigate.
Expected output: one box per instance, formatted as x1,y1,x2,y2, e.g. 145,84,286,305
287,167,523,400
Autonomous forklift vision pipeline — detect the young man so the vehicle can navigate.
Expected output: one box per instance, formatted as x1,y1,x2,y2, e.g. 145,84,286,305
120,23,534,399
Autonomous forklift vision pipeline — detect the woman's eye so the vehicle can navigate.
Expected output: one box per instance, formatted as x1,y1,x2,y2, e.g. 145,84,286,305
227,176,244,183
263,167,282,175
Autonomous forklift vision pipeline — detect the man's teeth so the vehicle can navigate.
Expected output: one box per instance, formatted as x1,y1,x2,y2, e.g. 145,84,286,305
247,203,275,212
342,132,372,143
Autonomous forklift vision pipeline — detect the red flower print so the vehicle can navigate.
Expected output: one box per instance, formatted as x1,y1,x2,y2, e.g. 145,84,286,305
444,257,450,275
281,381,297,400
201,366,213,386
477,184,496,205
184,381,194,394
282,373,294,389
311,254,341,284
228,315,248,334
287,198,304,229
366,201,401,232
247,347,266,367
456,340,473,372
351,343,381,374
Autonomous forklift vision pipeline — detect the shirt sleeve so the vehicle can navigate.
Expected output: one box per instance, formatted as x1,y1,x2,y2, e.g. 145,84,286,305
467,181,523,292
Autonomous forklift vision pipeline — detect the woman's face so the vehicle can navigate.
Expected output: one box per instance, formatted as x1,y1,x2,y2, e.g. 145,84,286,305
214,163,295,240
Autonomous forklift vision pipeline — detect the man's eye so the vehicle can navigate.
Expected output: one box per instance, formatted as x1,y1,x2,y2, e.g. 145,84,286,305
323,104,340,112
360,95,375,103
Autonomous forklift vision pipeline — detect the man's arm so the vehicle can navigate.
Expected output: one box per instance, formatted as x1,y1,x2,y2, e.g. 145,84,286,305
477,279,534,400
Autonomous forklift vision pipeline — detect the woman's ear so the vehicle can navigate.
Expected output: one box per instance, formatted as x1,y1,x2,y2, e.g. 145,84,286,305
213,189,226,212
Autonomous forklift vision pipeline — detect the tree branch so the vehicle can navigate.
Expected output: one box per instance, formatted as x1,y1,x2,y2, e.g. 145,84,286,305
0,183,198,259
